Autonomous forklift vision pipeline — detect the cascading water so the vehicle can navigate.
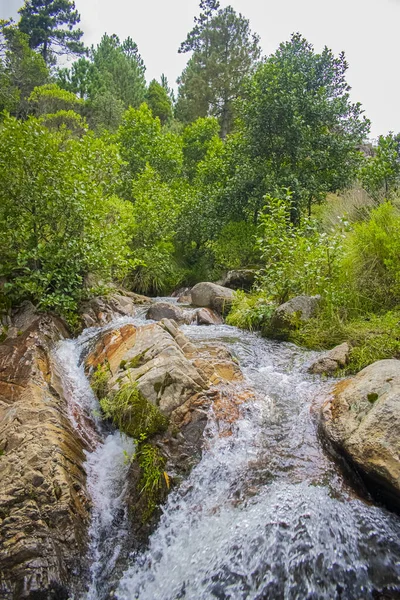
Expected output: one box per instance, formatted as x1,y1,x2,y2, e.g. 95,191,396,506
52,304,400,600
52,318,138,599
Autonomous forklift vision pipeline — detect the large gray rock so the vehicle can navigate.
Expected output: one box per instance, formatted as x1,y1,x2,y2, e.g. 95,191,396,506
269,295,321,338
146,302,188,324
221,269,256,291
191,282,234,314
321,359,400,508
80,292,150,328
309,343,350,376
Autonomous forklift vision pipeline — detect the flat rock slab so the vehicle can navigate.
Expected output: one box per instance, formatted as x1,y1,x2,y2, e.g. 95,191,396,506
0,316,90,599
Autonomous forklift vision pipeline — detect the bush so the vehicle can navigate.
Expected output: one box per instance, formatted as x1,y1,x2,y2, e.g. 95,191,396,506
208,221,259,270
337,201,400,314
0,115,135,322
256,193,342,304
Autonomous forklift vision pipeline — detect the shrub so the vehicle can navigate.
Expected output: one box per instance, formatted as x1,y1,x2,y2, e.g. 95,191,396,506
0,115,134,322
207,221,259,270
256,193,342,304
100,382,168,440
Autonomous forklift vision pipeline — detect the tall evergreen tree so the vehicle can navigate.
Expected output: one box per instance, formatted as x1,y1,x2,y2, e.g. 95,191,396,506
18,0,85,64
176,2,261,137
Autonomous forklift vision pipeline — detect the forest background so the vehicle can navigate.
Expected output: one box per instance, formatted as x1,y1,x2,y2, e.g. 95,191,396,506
1,0,400,374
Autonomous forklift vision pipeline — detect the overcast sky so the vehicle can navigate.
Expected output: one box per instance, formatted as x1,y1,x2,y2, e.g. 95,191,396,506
2,0,400,138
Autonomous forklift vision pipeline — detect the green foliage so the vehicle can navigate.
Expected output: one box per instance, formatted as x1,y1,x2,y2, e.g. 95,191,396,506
28,82,82,114
226,291,275,331
0,25,48,117
91,364,110,400
256,192,342,304
208,221,258,270
361,134,400,200
182,116,220,180
118,104,183,195
100,382,168,440
177,3,261,136
292,309,400,375
337,201,400,313
235,33,370,218
0,115,134,320
146,79,173,125
18,0,85,64
136,443,168,523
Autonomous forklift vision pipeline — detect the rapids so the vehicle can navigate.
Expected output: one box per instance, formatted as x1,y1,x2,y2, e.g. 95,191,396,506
52,301,400,600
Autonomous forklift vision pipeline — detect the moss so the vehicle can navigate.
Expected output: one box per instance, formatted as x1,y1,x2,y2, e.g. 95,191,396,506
367,393,379,404
119,360,127,370
100,382,168,440
127,349,150,370
90,363,110,400
136,443,169,523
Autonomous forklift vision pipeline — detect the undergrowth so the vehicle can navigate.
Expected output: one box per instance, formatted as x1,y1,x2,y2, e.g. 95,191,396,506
136,443,170,523
100,382,169,439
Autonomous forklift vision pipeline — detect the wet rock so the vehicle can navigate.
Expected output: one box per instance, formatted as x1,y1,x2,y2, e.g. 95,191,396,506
269,295,321,339
309,343,350,375
172,287,192,304
80,291,150,328
321,359,400,509
191,282,234,314
196,308,223,326
220,269,256,291
0,315,90,599
85,317,253,548
146,302,189,324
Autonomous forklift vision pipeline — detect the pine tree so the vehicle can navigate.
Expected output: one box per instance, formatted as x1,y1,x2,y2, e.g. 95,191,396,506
18,0,85,64
176,3,260,137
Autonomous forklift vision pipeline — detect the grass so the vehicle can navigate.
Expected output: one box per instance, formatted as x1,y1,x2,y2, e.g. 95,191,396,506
100,382,168,440
291,308,400,374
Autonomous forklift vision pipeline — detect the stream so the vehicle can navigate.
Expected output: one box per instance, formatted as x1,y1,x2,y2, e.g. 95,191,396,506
52,300,400,600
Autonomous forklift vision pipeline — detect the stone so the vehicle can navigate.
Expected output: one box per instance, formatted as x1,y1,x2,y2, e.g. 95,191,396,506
80,292,146,328
0,315,90,599
191,282,234,314
84,317,254,550
196,308,223,326
309,343,350,375
146,302,188,324
220,269,256,291
320,359,400,508
269,295,321,338
172,287,192,304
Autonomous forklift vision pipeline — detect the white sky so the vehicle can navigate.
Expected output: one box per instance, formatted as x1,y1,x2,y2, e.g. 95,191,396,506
2,0,400,138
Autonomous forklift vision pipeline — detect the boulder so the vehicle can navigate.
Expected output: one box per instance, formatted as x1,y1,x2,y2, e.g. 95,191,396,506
196,308,223,326
269,295,321,338
220,269,256,291
321,359,400,508
172,287,192,304
309,343,350,375
0,315,90,599
146,302,188,324
191,282,234,314
80,292,149,328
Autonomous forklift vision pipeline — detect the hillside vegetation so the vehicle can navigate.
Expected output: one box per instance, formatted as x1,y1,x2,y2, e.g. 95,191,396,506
1,0,399,368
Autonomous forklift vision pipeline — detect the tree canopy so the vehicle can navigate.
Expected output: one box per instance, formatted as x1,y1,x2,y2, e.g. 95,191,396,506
18,0,85,63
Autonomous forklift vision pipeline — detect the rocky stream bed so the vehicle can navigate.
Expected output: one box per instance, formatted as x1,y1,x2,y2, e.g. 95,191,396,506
1,294,400,599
